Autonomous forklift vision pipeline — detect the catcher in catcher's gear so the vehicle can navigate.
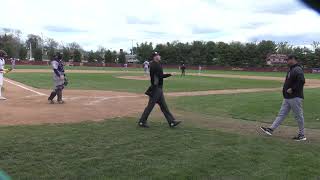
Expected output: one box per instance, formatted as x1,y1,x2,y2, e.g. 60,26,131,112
48,53,68,104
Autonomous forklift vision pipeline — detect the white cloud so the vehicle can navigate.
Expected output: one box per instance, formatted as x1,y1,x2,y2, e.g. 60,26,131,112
1,0,319,51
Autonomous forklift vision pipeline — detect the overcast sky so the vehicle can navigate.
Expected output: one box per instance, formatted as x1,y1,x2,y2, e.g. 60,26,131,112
1,0,320,50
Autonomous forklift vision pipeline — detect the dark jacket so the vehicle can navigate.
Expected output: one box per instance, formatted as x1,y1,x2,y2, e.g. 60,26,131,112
145,61,171,97
283,64,305,99
149,61,171,88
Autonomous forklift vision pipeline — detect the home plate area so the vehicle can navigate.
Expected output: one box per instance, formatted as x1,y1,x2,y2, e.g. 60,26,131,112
0,79,147,126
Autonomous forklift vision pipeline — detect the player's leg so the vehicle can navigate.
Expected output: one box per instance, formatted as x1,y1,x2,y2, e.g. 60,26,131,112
57,85,65,104
138,88,162,127
48,89,57,104
0,74,6,100
261,99,291,135
289,98,306,141
48,76,58,103
138,97,156,127
157,91,181,127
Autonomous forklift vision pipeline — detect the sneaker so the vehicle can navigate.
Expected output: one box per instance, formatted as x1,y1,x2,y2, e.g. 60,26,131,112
169,121,181,128
57,100,65,104
260,127,273,136
0,96,7,100
293,134,307,141
48,100,55,104
138,122,149,128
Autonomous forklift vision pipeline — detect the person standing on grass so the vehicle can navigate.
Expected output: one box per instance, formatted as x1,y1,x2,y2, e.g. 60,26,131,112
138,52,181,128
143,60,149,75
11,58,16,69
261,55,306,141
124,63,128,72
180,64,186,76
198,65,202,75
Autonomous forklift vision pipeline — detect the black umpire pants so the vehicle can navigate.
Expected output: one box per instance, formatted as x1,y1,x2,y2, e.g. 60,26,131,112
139,87,175,124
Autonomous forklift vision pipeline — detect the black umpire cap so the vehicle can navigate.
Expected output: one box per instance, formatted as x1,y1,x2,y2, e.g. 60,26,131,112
151,52,160,58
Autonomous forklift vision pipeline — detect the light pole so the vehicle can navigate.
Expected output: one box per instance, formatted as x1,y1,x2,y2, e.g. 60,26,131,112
29,42,32,61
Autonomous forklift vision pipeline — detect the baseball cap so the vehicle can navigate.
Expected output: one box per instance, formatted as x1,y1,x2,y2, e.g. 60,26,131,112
151,52,160,58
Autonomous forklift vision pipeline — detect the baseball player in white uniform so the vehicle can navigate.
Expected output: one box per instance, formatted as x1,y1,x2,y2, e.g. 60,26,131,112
0,51,6,100
143,60,150,75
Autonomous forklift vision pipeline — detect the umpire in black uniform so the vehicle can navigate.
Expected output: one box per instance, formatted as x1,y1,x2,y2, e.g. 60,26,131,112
138,52,181,128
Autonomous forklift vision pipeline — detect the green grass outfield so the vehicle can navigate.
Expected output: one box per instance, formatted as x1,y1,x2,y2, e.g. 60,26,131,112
2,68,320,179
1,119,320,180
172,88,320,129
7,65,320,79
6,73,282,93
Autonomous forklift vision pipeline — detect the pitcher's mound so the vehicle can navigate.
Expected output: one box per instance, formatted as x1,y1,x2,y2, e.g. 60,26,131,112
118,76,150,80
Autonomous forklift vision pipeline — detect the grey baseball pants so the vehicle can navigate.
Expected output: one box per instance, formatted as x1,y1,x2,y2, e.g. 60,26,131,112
270,98,305,135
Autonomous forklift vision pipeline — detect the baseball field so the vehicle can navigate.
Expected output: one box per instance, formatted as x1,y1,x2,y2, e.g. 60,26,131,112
1,65,320,179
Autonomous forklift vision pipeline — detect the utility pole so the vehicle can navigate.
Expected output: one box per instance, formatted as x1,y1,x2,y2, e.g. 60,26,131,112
131,39,134,55
29,42,32,61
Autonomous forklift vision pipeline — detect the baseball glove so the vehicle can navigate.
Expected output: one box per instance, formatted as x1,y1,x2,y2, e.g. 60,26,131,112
3,68,12,74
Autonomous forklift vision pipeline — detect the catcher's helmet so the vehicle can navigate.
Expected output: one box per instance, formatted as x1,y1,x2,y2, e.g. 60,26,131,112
55,52,63,60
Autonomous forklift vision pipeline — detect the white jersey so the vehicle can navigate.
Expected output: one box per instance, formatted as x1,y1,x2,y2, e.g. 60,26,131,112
0,58,4,70
143,61,149,68
0,58,5,86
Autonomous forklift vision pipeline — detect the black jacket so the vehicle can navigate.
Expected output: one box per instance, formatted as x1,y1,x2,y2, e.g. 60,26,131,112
149,61,171,88
145,61,171,97
283,64,305,99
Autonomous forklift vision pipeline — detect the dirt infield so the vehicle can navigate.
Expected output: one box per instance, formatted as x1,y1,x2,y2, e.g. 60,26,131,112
0,79,147,126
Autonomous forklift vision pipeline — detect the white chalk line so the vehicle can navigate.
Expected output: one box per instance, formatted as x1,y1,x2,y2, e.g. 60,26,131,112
85,95,142,106
4,79,46,96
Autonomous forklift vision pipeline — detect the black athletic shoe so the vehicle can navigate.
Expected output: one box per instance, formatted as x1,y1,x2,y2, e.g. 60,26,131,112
169,121,181,128
260,127,273,136
138,122,149,128
293,134,307,141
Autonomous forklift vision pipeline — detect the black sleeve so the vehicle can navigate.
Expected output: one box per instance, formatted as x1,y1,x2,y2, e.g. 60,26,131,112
53,69,60,77
291,68,305,91
162,74,171,78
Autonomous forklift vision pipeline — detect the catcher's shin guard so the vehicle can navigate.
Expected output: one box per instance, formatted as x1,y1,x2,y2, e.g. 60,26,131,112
48,91,57,100
57,89,63,102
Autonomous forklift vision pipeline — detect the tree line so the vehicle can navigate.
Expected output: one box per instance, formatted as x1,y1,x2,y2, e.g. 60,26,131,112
134,41,320,68
0,28,319,68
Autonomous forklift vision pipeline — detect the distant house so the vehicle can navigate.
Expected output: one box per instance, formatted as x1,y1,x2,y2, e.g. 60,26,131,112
126,54,139,63
266,54,287,65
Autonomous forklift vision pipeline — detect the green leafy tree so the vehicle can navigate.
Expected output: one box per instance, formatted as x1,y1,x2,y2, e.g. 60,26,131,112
18,46,28,60
135,42,153,63
88,50,96,63
33,48,43,61
104,50,113,63
73,49,81,62
118,50,126,64
62,47,71,62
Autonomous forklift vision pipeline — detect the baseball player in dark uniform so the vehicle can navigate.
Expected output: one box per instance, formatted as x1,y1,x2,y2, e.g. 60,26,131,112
48,53,66,104
138,52,181,128
180,64,186,76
